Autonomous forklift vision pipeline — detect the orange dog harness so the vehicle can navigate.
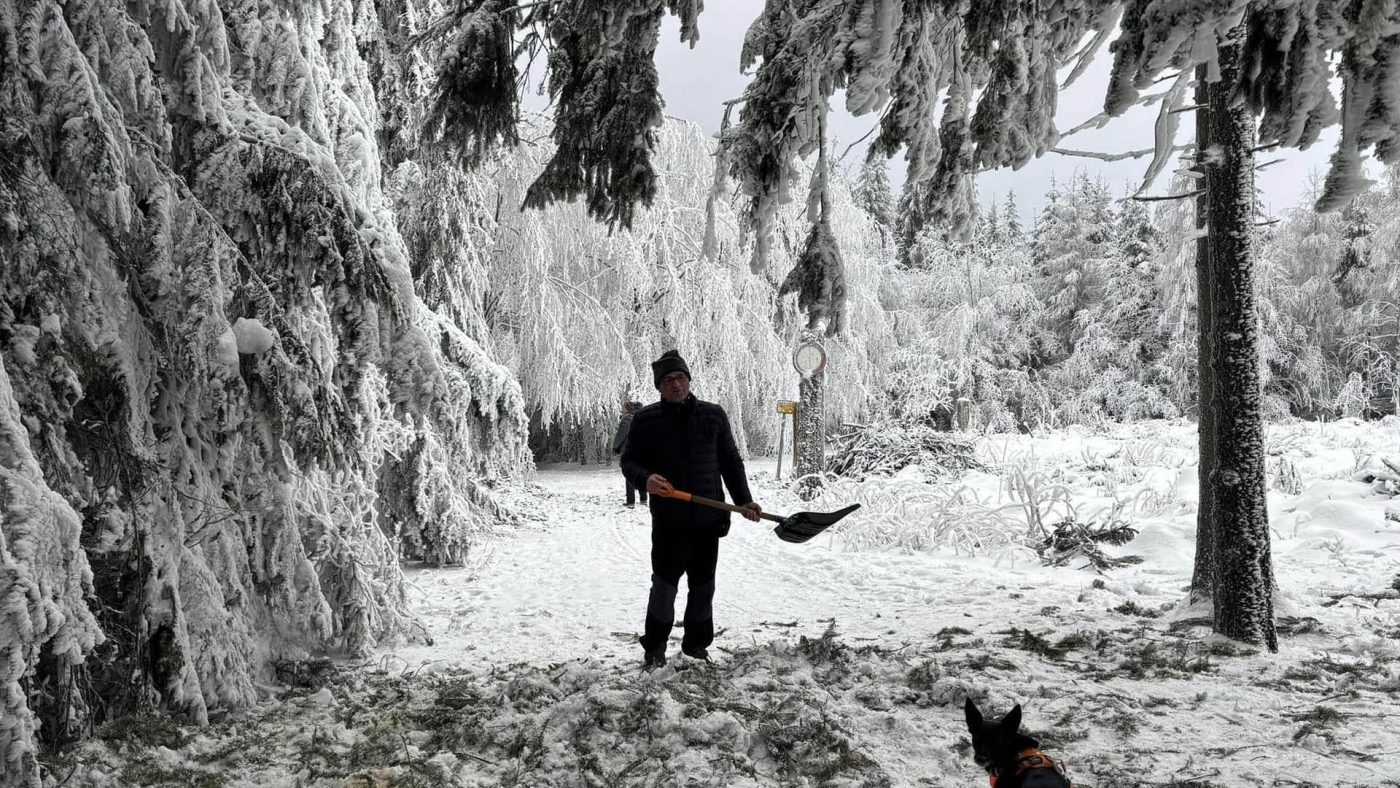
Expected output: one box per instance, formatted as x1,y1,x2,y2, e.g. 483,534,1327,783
988,749,1070,787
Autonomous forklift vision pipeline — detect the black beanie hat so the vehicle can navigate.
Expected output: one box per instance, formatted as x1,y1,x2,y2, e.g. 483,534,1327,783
651,349,691,389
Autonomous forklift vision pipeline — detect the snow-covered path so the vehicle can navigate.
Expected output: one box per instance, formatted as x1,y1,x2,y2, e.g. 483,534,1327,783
57,421,1400,787
369,423,1400,786
388,459,1118,671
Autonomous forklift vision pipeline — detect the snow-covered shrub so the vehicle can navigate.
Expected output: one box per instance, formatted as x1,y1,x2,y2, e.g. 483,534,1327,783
826,421,983,482
1272,458,1304,495
1119,439,1179,469
1004,467,1076,542
814,475,1035,557
877,222,1050,433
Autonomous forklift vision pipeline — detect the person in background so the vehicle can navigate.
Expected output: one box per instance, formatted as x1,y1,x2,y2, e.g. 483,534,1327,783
620,350,761,669
613,400,646,507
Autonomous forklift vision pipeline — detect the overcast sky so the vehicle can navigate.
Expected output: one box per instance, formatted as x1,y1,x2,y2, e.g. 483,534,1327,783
649,2,1352,225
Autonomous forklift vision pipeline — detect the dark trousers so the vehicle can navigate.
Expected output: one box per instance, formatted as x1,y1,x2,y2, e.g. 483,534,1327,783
625,480,648,506
641,525,718,653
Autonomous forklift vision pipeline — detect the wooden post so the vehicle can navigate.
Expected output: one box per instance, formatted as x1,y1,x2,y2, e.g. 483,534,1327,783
775,400,797,480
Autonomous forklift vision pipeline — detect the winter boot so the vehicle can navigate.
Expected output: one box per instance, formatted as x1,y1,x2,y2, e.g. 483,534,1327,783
640,636,667,670
642,647,667,670
681,646,709,662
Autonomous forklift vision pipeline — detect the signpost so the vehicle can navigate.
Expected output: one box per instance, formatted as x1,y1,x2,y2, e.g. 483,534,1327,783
792,332,827,499
775,400,797,480
793,340,826,380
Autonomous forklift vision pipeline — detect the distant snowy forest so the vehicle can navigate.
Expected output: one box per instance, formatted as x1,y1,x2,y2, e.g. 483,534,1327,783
527,148,1400,460
4,1,1400,785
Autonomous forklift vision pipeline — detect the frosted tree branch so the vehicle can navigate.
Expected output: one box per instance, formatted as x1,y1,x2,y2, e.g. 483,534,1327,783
1050,145,1193,163
1132,190,1205,202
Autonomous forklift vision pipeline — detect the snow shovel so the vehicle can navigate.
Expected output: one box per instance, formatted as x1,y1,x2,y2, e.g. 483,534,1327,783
657,488,860,543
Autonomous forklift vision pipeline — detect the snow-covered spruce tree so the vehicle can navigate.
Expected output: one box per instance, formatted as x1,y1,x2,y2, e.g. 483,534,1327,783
1337,176,1400,417
1049,190,1177,425
1192,65,1221,608
853,157,896,246
1097,2,1400,650
1146,166,1206,416
1143,44,1274,635
0,352,103,788
981,200,1003,245
1253,171,1400,420
1254,185,1348,419
0,0,527,771
1003,192,1024,241
1337,197,1375,301
881,216,1047,433
820,169,901,430
894,179,930,267
1198,22,1276,650
1031,174,1116,363
1105,198,1171,372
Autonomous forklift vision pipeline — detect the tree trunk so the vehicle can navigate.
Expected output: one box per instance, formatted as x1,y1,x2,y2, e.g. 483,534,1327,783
1190,65,1218,606
795,332,826,500
1203,23,1278,651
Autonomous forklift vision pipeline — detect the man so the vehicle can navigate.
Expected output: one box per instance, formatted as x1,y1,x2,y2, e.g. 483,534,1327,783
612,401,646,507
620,350,761,669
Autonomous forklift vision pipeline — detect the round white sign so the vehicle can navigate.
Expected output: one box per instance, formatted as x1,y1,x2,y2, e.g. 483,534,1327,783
793,342,826,377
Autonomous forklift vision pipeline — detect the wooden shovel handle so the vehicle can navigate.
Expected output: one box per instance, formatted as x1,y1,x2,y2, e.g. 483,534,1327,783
659,489,784,524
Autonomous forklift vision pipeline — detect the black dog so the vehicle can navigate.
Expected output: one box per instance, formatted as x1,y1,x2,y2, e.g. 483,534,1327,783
964,698,1071,787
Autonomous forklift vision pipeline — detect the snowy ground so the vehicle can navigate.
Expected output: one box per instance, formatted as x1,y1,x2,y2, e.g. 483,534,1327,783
54,420,1400,787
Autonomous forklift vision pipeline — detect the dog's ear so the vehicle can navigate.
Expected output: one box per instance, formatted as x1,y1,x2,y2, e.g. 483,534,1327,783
965,698,983,731
999,704,1022,734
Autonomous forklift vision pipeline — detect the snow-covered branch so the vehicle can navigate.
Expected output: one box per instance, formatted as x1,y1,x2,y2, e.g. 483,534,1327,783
1132,190,1205,203
1050,145,1193,163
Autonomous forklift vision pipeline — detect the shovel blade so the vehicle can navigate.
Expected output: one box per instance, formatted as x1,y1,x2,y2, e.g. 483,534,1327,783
773,504,861,544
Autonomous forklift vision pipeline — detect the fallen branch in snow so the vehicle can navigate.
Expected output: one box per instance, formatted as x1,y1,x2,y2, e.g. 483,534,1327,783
1038,517,1144,573
1166,769,1223,784
1321,590,1399,607
462,751,499,767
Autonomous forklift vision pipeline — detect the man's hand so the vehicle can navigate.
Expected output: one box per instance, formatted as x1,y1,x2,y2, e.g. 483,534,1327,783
740,502,762,522
646,474,674,496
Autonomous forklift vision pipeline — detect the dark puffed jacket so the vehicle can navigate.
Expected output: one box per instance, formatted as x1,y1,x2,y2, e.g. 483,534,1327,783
620,395,753,537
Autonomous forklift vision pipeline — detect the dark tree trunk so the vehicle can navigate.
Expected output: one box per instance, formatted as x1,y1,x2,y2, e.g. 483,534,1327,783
795,332,826,500
1191,65,1217,606
1203,23,1278,651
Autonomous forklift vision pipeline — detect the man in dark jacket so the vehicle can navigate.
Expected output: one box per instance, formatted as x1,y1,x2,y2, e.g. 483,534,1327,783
621,350,761,669
613,401,646,507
